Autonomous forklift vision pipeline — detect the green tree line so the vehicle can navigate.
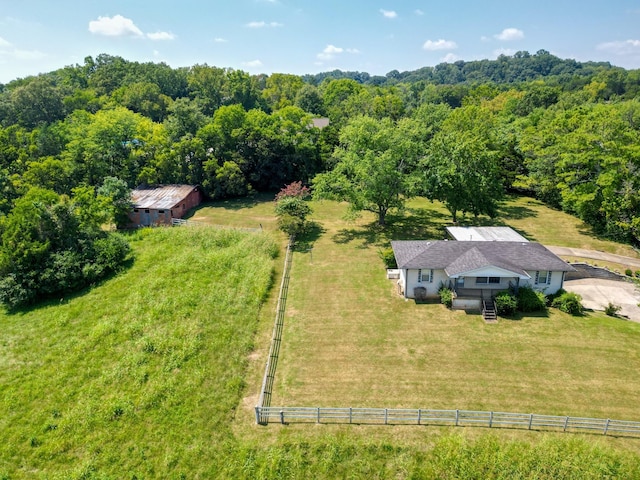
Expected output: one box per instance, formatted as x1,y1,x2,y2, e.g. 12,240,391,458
1,51,639,306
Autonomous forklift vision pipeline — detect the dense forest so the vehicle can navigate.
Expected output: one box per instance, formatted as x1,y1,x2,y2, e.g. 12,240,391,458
1,50,639,305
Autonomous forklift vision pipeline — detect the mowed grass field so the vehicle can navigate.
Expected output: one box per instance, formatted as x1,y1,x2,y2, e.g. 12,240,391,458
262,196,640,420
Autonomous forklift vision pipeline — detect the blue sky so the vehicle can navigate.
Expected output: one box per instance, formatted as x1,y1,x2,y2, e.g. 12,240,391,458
1,0,640,83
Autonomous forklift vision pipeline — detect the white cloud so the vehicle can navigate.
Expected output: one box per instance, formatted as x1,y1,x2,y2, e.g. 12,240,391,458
494,48,516,57
89,15,144,37
442,53,459,63
494,28,524,41
246,21,283,28
147,31,175,41
0,36,46,62
380,9,398,19
423,39,457,51
415,9,424,16
0,48,46,60
597,39,640,55
214,37,228,43
324,45,343,54
317,44,359,60
242,59,263,67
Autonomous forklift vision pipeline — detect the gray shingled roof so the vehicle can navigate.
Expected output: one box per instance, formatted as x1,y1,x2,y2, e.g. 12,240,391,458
391,240,574,275
131,185,199,210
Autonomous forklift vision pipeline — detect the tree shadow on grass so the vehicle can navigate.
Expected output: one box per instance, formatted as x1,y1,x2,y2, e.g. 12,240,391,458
293,221,325,252
500,309,551,321
498,203,538,221
332,208,453,248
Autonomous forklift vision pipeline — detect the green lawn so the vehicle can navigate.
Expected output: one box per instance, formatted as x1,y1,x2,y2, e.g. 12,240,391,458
271,197,640,421
2,196,640,478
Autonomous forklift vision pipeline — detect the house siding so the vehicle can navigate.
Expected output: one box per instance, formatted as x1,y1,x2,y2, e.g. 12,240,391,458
400,269,566,298
521,270,565,294
402,269,449,299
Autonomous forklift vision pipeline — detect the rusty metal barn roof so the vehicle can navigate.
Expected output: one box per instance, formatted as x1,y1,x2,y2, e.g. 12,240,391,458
131,185,199,210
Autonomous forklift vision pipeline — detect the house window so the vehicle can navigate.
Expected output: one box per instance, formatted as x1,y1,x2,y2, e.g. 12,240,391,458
158,210,165,214
476,277,500,285
144,209,150,213
535,271,551,285
134,209,139,212
417,269,433,283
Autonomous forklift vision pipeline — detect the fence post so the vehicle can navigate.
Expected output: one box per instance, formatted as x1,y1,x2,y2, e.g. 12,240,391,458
280,410,285,425
385,408,388,425
455,409,459,426
418,408,422,425
349,407,353,424
489,411,493,428
604,419,610,435
255,406,261,425
528,414,534,430
317,407,321,424
564,416,569,432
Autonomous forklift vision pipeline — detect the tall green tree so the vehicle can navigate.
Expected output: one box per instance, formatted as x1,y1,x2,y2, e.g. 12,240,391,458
423,106,503,222
313,115,419,226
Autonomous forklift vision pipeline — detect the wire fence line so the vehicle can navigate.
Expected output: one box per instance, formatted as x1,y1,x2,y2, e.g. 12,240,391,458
256,236,295,422
255,406,640,437
171,218,262,232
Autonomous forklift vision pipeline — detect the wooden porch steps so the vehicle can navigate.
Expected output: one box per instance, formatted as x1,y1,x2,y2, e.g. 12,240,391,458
482,300,498,323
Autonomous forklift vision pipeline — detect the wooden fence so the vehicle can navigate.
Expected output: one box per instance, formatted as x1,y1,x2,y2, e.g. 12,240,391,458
256,237,295,421
255,406,640,436
253,237,640,438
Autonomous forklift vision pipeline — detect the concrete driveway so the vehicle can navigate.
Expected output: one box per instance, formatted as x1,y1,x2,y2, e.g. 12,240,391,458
563,278,640,322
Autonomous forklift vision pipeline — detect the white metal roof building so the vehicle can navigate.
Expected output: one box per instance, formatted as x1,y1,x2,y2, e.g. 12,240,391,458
445,226,529,242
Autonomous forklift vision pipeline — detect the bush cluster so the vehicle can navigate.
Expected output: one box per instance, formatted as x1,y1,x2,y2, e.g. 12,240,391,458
494,291,517,316
0,234,130,310
516,286,547,312
551,291,584,315
274,182,312,237
0,188,131,310
439,287,453,308
604,302,622,317
378,248,397,269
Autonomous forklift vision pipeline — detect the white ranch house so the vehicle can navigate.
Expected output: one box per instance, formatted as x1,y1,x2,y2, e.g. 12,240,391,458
391,240,574,309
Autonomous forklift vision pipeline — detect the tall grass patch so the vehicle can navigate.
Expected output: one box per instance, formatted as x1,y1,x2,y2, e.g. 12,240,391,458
0,226,277,478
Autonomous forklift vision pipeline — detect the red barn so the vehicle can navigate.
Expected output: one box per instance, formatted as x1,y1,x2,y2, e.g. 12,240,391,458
128,185,203,227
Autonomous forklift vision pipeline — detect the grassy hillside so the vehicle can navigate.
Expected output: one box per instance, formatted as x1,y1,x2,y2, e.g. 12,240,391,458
2,200,640,478
0,227,278,478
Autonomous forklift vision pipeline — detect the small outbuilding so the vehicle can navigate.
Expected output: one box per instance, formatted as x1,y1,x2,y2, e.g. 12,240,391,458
446,226,528,242
128,185,203,227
